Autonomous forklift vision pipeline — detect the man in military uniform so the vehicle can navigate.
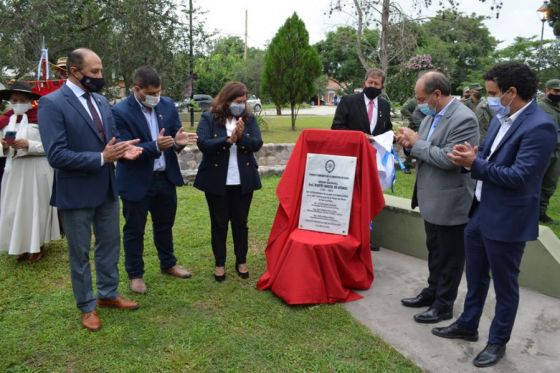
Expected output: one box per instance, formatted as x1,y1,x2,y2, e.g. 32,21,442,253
460,87,470,103
474,96,493,143
538,79,560,224
463,83,483,112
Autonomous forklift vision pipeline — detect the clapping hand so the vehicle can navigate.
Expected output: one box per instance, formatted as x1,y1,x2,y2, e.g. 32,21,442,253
396,127,420,149
103,138,142,162
447,142,478,168
157,128,174,151
174,127,198,147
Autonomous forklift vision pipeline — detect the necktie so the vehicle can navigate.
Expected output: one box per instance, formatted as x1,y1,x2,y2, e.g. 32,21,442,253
367,99,375,124
427,115,441,140
83,92,106,142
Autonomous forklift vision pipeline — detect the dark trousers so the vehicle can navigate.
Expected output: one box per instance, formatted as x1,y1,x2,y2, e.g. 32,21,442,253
122,173,178,279
421,221,466,312
204,186,253,267
457,205,525,345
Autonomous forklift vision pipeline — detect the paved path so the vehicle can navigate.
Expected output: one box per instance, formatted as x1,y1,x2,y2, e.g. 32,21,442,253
345,249,560,373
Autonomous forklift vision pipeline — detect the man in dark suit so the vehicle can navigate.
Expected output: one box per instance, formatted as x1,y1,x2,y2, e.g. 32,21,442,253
396,71,479,324
434,62,556,367
113,66,198,294
331,68,393,139
39,48,142,332
331,68,393,251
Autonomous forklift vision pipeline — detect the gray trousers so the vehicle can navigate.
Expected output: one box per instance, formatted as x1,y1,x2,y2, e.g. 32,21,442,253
61,197,121,313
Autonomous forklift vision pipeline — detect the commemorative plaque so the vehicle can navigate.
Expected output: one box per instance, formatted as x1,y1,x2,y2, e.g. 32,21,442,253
298,153,357,235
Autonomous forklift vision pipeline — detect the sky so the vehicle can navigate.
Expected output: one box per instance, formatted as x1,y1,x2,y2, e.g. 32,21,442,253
195,0,557,49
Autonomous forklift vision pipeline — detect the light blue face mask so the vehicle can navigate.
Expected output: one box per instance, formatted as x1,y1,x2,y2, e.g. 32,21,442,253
418,103,436,116
487,91,513,119
229,102,246,118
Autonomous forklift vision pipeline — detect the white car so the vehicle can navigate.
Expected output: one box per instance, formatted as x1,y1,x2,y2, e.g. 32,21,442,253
247,95,262,113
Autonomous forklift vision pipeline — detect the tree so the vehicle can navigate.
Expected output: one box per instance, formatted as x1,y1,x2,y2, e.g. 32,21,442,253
193,36,245,96
547,0,560,36
417,10,497,93
315,26,379,93
0,0,211,100
261,13,322,130
326,0,504,74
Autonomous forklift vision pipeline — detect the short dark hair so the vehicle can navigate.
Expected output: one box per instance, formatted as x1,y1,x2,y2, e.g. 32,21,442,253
365,68,385,84
66,48,87,72
132,66,161,89
483,62,537,101
422,71,451,96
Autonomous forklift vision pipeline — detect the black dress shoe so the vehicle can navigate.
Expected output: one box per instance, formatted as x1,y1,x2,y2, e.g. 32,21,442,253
370,244,380,251
473,344,506,367
414,307,453,324
214,273,226,282
401,293,433,308
235,264,249,279
432,322,479,341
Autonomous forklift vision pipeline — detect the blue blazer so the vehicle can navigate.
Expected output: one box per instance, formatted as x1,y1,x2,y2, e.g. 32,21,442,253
38,84,117,210
113,95,184,201
194,112,263,196
471,100,556,242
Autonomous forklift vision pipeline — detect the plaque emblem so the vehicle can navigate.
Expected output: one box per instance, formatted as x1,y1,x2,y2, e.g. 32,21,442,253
325,160,335,173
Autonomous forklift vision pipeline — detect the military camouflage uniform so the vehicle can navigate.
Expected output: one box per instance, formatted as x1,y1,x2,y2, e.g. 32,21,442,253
538,94,560,221
474,97,493,143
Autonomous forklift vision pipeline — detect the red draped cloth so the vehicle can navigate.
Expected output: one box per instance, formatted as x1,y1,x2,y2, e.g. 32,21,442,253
257,129,385,304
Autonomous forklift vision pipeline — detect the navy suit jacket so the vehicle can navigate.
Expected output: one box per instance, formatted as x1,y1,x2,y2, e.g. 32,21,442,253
38,84,117,210
331,93,392,136
113,95,184,201
194,112,263,196
471,100,556,242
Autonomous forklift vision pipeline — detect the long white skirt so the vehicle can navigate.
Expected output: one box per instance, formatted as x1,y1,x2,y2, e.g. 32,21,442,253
0,156,61,255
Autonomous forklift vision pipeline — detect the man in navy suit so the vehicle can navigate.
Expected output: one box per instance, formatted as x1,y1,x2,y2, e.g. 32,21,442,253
331,68,393,139
39,48,142,332
433,62,556,367
331,68,393,251
113,66,198,294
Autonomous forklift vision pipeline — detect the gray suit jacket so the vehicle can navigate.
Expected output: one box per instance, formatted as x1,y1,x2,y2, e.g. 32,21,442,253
410,99,480,226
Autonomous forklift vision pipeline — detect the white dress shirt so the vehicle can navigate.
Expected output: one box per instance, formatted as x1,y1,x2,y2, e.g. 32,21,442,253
363,94,379,134
135,96,166,171
66,80,105,165
475,100,533,201
225,118,241,185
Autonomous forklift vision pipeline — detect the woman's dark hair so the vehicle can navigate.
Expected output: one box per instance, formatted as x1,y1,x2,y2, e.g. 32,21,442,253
211,81,249,126
483,62,538,101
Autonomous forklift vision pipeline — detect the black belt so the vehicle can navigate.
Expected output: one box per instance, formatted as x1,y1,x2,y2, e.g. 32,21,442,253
153,171,166,177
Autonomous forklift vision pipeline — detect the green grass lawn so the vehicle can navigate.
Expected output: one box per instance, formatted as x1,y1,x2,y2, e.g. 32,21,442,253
0,176,420,372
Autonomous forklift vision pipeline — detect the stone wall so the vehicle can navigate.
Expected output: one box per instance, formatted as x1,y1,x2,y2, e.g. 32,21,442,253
178,143,294,183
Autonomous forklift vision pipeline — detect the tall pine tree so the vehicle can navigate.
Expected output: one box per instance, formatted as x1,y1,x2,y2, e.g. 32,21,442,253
261,13,322,130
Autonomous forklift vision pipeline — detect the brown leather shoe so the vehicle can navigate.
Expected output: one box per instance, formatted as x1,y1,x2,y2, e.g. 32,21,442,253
130,278,147,294
163,265,192,279
81,310,102,332
97,296,139,310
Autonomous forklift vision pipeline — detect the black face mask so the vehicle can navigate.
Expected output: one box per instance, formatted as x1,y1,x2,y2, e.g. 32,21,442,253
547,94,560,103
363,86,382,100
79,73,105,93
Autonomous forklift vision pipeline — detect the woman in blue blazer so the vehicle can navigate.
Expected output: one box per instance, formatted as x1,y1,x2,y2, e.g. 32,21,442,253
194,82,263,282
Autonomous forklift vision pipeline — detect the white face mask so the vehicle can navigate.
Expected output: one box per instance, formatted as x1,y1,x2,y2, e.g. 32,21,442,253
142,94,160,108
10,102,32,115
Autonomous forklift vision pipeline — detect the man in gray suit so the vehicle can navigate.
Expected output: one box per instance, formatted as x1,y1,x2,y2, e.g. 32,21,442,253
396,71,479,324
